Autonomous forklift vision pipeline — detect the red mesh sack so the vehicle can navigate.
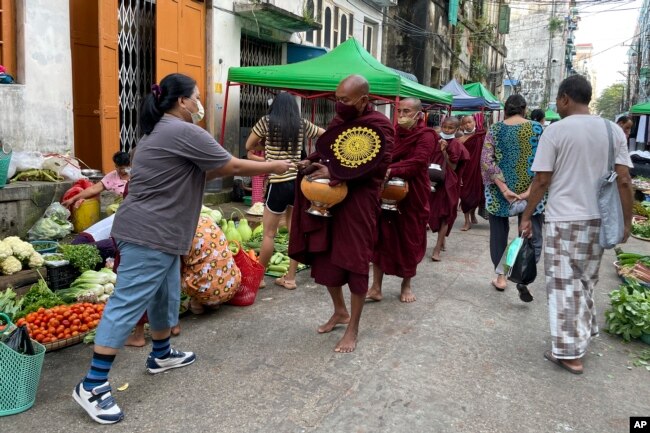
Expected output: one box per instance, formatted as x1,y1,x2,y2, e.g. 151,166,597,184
228,245,265,307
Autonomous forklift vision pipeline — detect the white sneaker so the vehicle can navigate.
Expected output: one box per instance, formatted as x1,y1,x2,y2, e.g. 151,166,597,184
72,381,124,424
146,348,196,374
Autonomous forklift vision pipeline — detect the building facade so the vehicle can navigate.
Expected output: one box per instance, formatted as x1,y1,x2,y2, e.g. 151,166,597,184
381,0,507,95
503,0,578,109
628,0,650,107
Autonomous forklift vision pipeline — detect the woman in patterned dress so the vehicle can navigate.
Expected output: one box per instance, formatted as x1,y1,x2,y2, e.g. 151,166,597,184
481,95,545,300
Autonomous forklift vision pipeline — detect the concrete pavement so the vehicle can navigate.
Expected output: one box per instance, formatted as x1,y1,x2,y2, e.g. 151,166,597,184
3,219,649,433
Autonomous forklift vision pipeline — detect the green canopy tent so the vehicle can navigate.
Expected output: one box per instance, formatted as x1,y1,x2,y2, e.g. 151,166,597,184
223,38,453,141
462,82,502,111
630,102,650,115
545,109,561,121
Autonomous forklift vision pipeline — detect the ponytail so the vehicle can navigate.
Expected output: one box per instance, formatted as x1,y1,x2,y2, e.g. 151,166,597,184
139,73,197,135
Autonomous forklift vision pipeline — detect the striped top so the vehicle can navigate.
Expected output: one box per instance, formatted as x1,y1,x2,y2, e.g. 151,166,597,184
252,115,320,183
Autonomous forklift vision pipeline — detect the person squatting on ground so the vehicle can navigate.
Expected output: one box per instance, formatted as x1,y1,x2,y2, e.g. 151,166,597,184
245,92,324,290
458,115,487,232
519,75,633,375
428,116,468,262
289,74,394,353
366,97,435,303
480,94,545,302
72,73,292,424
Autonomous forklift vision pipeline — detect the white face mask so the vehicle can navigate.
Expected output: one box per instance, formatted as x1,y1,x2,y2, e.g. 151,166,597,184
123,168,131,175
463,128,476,135
185,98,205,124
439,131,455,140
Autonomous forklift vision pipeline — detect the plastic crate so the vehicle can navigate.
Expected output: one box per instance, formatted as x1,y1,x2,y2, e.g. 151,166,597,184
46,264,80,290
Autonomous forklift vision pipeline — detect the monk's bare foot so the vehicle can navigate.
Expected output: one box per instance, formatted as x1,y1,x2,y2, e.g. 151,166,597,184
317,312,350,333
365,286,383,302
460,222,472,231
334,329,357,353
471,216,478,224
124,333,145,347
400,286,416,303
431,248,441,262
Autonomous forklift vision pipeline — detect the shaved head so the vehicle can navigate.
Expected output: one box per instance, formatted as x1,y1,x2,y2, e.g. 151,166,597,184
338,74,369,97
400,97,422,112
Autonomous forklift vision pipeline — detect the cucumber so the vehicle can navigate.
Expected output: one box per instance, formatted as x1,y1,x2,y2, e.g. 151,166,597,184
268,265,288,273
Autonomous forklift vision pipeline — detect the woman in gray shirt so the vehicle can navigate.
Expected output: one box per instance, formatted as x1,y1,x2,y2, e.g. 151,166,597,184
73,73,291,425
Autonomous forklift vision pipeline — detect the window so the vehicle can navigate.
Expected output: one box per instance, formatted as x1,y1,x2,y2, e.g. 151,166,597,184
333,7,338,48
324,7,331,48
340,15,347,43
0,0,16,78
363,21,377,55
316,0,322,46
305,0,314,43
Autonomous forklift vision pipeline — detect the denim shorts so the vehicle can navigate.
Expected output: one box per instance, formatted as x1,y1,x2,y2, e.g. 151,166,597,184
94,240,180,349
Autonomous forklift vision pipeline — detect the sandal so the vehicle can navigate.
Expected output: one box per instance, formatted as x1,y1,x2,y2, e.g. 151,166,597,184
544,350,583,375
274,276,297,290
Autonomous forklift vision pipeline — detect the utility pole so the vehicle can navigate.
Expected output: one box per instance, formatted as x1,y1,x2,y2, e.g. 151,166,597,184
544,0,556,108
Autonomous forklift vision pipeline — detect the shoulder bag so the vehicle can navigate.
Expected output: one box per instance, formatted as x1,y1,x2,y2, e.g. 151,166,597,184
597,120,624,249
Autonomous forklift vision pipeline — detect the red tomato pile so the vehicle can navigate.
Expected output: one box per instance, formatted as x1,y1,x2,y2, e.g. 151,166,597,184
16,303,104,344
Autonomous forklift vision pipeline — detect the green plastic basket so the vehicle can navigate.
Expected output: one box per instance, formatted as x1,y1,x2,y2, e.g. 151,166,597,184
0,142,12,189
0,313,46,417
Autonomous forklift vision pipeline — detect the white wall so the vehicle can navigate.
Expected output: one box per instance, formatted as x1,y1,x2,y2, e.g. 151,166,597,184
0,0,73,153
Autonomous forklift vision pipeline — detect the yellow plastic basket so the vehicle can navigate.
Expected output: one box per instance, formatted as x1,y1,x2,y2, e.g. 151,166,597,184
0,313,46,417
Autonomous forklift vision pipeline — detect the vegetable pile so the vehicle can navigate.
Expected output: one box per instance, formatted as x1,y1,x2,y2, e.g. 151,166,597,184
11,168,63,182
15,279,64,319
605,279,650,342
57,269,116,303
0,287,24,320
60,244,102,272
615,249,650,285
15,302,104,344
632,220,650,239
0,236,44,275
27,202,74,240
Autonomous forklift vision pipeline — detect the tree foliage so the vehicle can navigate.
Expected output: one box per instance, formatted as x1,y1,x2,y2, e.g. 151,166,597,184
595,83,625,121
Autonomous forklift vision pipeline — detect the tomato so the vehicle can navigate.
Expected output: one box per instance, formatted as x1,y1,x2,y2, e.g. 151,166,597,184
71,325,79,332
37,307,45,313
80,325,89,332
72,331,79,337
35,334,44,342
16,318,26,327
50,336,58,342
50,319,60,328
92,320,99,328
69,314,78,322
61,319,70,327
62,310,71,318
72,319,81,326
56,325,65,333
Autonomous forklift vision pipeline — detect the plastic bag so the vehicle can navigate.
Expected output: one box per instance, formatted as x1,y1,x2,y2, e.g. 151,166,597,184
43,155,83,181
507,238,537,285
28,202,73,240
12,151,44,172
4,325,35,355
498,236,523,273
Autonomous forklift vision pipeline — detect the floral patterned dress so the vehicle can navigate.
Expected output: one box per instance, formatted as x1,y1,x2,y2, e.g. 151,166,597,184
181,216,241,306
480,121,545,218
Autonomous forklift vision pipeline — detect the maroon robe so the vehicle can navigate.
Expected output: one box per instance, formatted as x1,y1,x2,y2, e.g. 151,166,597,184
428,138,468,236
289,105,394,290
458,130,487,213
372,122,436,278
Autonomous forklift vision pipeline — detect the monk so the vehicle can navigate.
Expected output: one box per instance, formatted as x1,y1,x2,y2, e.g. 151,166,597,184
366,98,435,303
289,75,394,353
429,116,468,261
458,115,487,231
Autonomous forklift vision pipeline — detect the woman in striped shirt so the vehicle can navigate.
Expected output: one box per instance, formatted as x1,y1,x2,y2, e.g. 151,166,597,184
245,92,324,289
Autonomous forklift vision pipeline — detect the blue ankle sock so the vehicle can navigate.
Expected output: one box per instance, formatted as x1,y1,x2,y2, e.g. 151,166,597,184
83,352,116,391
151,337,171,359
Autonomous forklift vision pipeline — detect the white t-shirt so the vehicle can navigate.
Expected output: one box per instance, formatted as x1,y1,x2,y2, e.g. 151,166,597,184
531,115,633,222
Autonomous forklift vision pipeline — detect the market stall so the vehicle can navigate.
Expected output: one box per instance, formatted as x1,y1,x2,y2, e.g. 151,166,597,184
223,37,454,145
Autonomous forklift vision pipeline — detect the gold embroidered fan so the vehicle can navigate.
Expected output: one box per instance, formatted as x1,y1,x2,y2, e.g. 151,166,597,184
316,120,386,180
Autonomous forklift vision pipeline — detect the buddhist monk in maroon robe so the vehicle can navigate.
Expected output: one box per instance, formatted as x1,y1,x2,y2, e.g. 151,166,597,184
289,75,394,353
428,116,469,261
458,115,487,231
367,98,435,303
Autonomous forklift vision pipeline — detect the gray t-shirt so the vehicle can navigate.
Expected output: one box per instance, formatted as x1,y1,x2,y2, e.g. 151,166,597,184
531,115,633,222
111,115,232,254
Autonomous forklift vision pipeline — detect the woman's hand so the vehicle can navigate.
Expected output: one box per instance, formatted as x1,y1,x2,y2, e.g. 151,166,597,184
296,159,312,172
502,189,521,203
61,196,78,208
270,160,293,175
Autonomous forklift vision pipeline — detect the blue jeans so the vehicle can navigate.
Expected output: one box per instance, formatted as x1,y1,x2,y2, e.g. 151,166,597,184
94,240,180,349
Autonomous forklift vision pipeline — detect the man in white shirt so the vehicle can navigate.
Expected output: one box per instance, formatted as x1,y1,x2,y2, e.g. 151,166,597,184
519,75,633,375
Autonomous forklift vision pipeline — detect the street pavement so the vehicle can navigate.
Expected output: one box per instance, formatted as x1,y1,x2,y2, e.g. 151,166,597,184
3,218,649,433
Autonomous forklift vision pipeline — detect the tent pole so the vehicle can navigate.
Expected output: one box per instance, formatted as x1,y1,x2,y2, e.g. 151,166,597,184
310,98,316,155
220,81,231,144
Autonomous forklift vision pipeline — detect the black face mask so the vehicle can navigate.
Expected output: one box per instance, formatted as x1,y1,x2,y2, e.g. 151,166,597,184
335,98,362,121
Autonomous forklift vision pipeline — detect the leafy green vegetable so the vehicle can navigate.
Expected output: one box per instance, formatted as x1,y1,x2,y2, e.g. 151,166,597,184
60,244,102,272
0,287,24,320
15,278,63,319
83,329,96,344
605,279,650,341
632,221,650,238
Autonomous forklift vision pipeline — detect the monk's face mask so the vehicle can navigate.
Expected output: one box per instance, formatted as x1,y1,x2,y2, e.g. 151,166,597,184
335,96,365,121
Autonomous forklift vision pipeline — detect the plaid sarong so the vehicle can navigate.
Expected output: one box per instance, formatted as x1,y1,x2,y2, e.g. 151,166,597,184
545,219,604,359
